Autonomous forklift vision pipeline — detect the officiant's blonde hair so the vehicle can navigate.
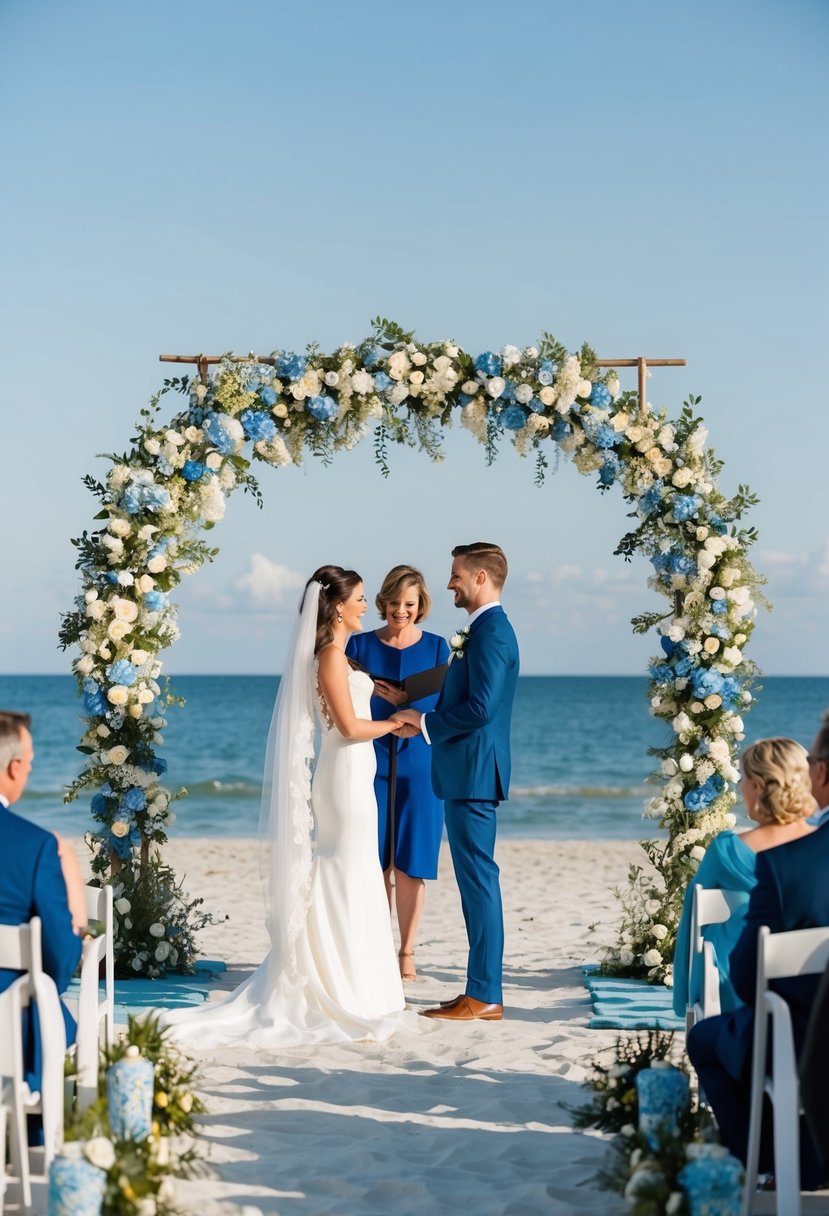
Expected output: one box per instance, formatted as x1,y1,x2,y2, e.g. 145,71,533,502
376,565,431,623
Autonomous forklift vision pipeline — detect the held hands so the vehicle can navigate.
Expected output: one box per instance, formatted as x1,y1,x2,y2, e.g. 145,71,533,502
395,709,423,736
388,718,420,738
374,679,408,708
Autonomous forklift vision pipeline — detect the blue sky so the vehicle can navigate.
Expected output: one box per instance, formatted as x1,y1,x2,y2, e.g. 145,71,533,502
1,0,827,675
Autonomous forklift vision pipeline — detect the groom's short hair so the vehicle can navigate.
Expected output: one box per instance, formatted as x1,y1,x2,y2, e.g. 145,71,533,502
452,543,508,590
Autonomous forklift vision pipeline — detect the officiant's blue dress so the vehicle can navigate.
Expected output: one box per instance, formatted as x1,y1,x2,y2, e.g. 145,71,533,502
346,630,449,878
672,831,757,1017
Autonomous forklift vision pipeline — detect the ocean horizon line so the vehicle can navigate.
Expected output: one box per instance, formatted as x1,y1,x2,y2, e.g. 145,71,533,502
3,671,829,680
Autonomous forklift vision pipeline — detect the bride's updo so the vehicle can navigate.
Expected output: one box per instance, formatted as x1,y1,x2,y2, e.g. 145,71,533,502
305,565,362,655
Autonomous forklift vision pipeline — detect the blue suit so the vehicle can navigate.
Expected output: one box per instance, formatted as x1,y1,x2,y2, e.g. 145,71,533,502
688,823,829,1183
425,605,519,1004
0,804,82,1092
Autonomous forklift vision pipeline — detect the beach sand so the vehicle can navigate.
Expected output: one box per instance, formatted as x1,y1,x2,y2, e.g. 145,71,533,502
111,836,641,1216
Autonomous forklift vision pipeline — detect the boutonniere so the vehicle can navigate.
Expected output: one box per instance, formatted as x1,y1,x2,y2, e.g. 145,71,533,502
448,626,471,662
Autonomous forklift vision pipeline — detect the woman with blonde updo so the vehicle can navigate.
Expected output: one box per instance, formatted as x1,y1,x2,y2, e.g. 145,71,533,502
673,737,816,1017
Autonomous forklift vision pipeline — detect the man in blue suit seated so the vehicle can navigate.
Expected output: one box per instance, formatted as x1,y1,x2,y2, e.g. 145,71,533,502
0,710,82,1097
398,543,519,1021
687,817,829,1188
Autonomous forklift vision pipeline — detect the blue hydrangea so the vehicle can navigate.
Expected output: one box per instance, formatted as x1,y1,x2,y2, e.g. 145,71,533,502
691,667,725,699
259,386,277,406
239,408,277,443
684,779,719,813
106,571,119,585
499,405,528,431
528,397,545,414
708,514,728,535
591,423,620,450
537,360,556,386
373,371,391,393
675,655,695,679
670,553,697,577
363,348,380,369
182,460,207,482
106,660,137,687
474,351,502,377
650,663,675,686
275,353,308,381
122,787,146,813
109,831,133,860
83,679,107,716
673,494,699,522
501,380,517,402
144,591,167,612
551,417,571,442
122,484,145,514
599,454,621,486
143,484,172,512
91,791,114,817
660,636,679,658
203,413,237,455
307,395,338,422
590,383,612,408
711,599,728,616
710,622,730,639
639,482,664,516
720,676,742,710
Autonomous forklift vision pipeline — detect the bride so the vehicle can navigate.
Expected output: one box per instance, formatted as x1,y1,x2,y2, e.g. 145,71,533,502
162,565,412,1047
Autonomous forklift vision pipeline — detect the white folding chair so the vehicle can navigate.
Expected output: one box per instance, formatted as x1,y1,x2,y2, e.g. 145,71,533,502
0,1081,8,1216
0,918,66,1202
0,976,32,1211
71,884,115,1108
742,925,829,1216
685,886,743,1034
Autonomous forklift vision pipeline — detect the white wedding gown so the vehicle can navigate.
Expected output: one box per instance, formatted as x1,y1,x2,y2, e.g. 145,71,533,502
162,669,407,1048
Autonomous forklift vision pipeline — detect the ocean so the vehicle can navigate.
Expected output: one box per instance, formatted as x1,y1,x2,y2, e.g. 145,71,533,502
2,675,827,842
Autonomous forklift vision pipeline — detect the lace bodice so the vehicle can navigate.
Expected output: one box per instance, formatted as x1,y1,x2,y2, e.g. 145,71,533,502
315,661,374,733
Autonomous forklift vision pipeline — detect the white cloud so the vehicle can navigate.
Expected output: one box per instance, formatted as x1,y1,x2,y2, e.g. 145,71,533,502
235,555,305,611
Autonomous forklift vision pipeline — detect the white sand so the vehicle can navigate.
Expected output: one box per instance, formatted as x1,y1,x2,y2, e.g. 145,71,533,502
123,836,641,1216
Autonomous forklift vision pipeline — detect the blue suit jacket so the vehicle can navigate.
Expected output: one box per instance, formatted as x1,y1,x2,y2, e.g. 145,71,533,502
0,804,82,1088
425,605,519,802
718,822,829,1079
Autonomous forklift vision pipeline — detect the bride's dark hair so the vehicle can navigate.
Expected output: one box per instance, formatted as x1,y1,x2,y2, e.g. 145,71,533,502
304,565,362,655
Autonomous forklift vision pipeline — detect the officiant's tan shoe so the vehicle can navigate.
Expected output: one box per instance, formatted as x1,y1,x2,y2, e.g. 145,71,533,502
421,995,503,1021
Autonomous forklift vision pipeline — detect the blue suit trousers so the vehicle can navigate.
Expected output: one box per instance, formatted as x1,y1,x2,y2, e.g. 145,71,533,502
444,799,504,1005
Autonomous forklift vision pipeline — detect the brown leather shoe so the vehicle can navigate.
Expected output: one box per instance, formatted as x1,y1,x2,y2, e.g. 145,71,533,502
420,995,503,1021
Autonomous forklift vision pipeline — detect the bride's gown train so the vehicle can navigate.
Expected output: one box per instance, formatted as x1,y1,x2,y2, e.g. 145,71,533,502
162,669,407,1048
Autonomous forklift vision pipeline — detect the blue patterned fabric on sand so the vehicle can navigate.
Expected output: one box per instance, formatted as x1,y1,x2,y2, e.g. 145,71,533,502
672,831,755,1017
107,1053,154,1140
346,630,449,878
48,1155,108,1216
583,970,684,1030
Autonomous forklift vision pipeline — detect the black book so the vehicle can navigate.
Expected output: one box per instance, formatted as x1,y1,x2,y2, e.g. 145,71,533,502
351,660,448,705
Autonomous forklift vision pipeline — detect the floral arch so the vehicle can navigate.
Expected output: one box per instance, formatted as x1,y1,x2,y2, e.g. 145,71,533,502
61,318,762,978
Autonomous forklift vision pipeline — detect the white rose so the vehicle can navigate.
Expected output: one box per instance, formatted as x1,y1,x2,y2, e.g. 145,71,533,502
661,758,678,776
105,745,129,766
114,897,131,914
107,619,131,643
149,922,165,937
721,646,742,667
409,369,425,386
644,899,662,915
84,1136,116,1171
128,703,143,719
619,948,635,965
486,376,505,399
697,550,717,570
643,949,662,966
730,586,750,606
709,585,726,600
461,380,479,395
652,923,668,941
351,369,374,395
111,821,130,838
666,622,686,642
388,382,408,406
577,378,592,397
76,655,95,676
387,351,410,380
514,383,533,404
696,526,709,541
538,385,556,406
658,424,677,451
111,596,139,623
86,600,107,621
130,649,149,665
672,712,692,734
98,644,112,659
107,685,129,706
679,754,694,772
96,724,111,738
108,518,132,538
703,637,720,655
705,536,727,556
143,437,161,456
155,941,171,962
671,467,694,488
147,555,167,574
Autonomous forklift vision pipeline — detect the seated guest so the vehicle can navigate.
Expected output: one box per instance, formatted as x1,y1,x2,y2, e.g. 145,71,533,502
687,788,829,1186
0,710,82,1093
673,738,815,1017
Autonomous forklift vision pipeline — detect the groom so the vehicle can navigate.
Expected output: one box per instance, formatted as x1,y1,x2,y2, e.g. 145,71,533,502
398,543,519,1021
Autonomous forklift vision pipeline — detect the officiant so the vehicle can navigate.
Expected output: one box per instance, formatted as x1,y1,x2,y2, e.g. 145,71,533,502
347,565,449,983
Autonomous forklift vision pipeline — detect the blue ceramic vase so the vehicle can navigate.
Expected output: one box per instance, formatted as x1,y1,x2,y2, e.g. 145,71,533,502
106,1052,155,1140
48,1155,107,1216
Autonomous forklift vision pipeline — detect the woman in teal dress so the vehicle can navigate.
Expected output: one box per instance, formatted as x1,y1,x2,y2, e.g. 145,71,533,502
673,737,817,1018
346,565,449,983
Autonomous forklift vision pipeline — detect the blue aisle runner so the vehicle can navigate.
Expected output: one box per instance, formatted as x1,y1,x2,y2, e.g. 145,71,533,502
66,959,226,1025
584,968,684,1031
